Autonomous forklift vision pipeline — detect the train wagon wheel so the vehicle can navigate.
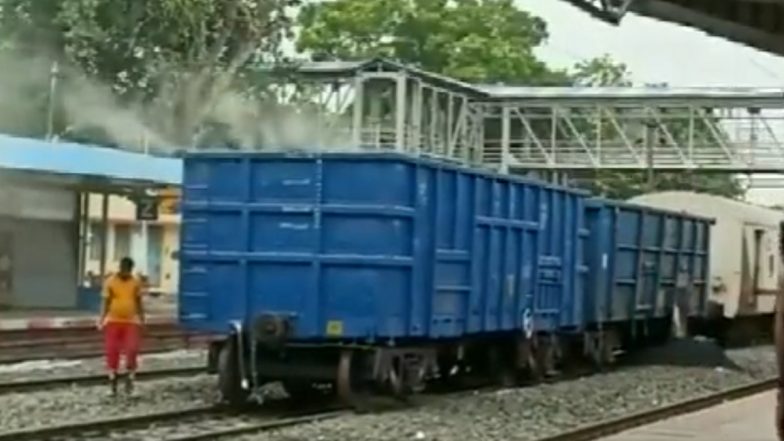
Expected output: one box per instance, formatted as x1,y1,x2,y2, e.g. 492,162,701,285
336,349,372,410
217,339,250,408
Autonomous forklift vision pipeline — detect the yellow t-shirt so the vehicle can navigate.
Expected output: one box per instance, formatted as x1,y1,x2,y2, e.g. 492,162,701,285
102,274,142,324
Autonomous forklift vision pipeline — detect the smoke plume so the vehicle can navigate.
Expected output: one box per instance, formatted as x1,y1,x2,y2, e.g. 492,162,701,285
0,48,355,153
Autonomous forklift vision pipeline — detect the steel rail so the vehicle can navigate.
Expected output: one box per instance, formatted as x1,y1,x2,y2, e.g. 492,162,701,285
535,377,777,441
0,366,206,394
0,405,220,441
0,403,349,441
160,409,350,441
1,372,774,441
0,330,212,364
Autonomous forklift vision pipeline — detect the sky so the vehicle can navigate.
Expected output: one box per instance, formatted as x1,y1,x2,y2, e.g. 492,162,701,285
519,1,784,87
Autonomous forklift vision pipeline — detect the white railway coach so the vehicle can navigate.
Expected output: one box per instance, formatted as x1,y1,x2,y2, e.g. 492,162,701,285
628,191,783,341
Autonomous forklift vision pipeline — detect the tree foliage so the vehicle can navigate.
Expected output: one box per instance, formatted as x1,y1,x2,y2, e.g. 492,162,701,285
571,54,632,87
0,0,297,148
297,0,568,84
0,0,749,200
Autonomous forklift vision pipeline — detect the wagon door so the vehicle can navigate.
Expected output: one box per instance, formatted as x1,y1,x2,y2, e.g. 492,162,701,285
611,207,660,323
532,189,583,332
740,223,778,313
635,211,663,318
583,203,610,325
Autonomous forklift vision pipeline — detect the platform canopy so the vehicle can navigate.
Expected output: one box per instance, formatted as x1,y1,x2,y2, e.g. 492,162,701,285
559,0,784,57
0,133,182,191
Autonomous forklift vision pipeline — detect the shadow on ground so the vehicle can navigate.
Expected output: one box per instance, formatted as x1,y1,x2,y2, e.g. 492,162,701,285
624,337,743,371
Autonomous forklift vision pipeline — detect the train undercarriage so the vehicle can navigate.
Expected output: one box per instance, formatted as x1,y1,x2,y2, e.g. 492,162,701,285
208,317,677,409
691,314,775,347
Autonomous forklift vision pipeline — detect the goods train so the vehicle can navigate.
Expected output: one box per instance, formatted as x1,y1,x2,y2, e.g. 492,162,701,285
630,192,784,344
178,152,713,407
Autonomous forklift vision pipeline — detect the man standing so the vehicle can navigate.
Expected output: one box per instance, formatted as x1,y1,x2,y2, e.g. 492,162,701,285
99,257,145,396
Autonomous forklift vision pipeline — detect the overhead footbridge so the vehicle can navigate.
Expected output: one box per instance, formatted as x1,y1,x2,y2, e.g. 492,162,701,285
258,59,784,174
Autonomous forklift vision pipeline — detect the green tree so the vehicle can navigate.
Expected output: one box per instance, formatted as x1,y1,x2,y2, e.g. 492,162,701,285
567,54,744,199
0,0,297,148
572,54,632,87
297,0,569,84
295,0,742,199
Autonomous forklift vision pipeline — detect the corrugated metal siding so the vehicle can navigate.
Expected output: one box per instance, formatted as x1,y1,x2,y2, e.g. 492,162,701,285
629,191,783,318
0,178,78,309
179,153,586,340
584,198,712,325
0,180,76,221
0,217,77,309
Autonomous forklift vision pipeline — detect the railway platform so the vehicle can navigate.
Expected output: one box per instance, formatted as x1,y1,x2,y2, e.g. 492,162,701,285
599,390,777,440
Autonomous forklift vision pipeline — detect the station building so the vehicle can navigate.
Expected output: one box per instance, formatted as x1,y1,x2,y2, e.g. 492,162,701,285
82,193,181,297
0,133,181,313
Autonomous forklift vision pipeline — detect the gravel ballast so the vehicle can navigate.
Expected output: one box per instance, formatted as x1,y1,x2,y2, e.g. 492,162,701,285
247,341,777,441
0,340,775,440
0,374,217,433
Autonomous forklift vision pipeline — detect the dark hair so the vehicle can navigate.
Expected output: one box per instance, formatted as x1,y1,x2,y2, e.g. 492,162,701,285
120,257,135,270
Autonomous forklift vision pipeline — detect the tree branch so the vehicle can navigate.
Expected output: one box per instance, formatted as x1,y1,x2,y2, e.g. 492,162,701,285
205,0,241,68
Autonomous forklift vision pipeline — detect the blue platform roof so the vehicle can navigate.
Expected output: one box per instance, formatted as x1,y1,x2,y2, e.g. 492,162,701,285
0,134,182,188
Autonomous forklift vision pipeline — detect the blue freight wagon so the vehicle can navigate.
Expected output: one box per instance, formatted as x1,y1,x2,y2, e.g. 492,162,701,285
178,152,587,405
582,198,712,363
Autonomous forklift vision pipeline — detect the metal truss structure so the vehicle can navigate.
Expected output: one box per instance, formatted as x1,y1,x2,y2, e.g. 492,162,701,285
258,59,784,174
257,60,485,165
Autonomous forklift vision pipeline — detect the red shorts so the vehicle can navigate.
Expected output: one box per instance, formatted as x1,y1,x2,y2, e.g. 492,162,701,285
103,322,141,372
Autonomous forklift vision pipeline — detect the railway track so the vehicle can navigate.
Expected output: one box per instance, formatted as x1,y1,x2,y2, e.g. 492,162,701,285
536,376,777,441
1,374,775,441
0,401,348,441
0,366,206,394
0,324,213,364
